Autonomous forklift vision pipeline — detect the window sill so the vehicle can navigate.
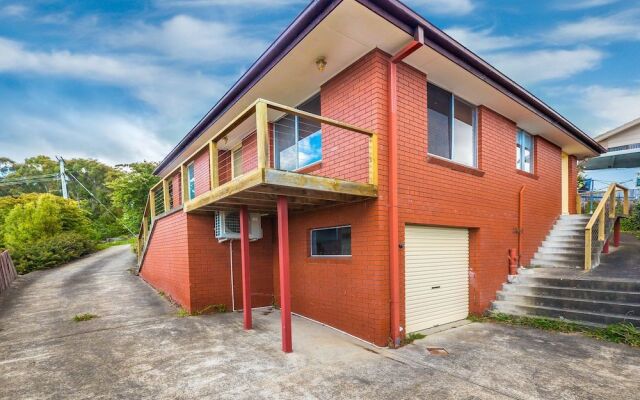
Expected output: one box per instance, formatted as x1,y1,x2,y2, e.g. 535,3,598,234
306,256,352,264
427,155,485,177
516,169,539,180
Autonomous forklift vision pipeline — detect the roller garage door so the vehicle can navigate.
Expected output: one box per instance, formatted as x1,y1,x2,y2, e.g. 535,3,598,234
405,225,469,332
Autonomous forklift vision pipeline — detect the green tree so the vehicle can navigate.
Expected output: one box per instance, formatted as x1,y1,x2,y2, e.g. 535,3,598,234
107,162,160,234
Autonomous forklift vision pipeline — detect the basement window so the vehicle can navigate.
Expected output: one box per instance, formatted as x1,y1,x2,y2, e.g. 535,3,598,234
427,83,477,167
275,93,322,171
310,225,351,257
187,162,196,200
516,129,534,173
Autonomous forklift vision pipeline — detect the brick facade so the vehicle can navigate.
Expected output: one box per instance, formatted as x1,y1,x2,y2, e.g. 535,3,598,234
140,49,579,346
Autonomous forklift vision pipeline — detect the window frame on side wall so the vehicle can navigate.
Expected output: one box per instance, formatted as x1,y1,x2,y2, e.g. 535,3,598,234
309,225,352,257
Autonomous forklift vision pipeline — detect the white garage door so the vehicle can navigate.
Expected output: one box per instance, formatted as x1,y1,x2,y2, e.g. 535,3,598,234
405,225,469,333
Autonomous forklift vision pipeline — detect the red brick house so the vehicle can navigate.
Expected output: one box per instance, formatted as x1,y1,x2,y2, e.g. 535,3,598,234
137,0,604,351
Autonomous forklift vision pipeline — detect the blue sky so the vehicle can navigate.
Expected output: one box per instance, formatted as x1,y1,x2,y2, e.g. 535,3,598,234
0,0,639,165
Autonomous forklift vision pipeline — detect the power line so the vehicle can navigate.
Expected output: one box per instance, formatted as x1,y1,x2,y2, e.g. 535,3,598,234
66,171,135,236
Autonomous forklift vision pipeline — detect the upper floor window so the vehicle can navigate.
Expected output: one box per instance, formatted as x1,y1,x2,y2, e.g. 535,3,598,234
275,94,322,171
187,162,196,200
516,129,534,173
427,83,477,167
232,145,243,179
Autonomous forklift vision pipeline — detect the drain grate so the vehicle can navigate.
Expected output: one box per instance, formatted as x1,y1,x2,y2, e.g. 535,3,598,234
426,347,449,356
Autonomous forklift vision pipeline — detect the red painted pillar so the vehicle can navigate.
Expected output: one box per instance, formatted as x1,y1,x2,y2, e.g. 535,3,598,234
240,205,252,330
602,239,609,254
614,218,621,247
277,196,292,353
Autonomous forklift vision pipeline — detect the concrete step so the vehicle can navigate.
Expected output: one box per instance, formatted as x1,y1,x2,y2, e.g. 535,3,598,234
496,292,640,316
558,215,591,221
529,260,583,269
546,232,586,240
535,248,585,256
514,275,640,292
500,284,640,303
492,300,640,327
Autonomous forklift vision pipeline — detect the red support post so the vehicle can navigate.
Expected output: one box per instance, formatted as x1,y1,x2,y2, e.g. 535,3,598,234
613,218,621,247
277,196,292,353
240,205,252,330
602,239,609,254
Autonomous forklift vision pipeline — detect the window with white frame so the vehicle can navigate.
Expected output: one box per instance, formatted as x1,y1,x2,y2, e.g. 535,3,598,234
310,225,351,256
427,83,477,167
275,94,322,171
231,145,243,179
187,162,196,200
516,129,534,173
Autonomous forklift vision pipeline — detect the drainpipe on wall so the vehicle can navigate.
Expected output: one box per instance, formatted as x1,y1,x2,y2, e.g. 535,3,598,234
517,185,526,268
388,26,424,348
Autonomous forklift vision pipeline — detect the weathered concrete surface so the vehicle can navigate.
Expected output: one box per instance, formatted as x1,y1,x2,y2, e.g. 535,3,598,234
1,245,638,399
594,232,640,279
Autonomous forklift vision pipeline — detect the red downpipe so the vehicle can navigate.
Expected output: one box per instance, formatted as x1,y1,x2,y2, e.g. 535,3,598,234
389,27,423,348
517,185,526,268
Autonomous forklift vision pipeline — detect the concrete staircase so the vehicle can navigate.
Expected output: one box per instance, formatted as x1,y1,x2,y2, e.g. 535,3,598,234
493,268,640,327
529,214,594,269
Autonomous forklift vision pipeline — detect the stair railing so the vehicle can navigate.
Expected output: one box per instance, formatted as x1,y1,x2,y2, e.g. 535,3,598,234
584,183,629,271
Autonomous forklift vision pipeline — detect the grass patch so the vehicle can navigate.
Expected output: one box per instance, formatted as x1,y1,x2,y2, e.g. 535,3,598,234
401,332,427,346
176,304,228,318
96,237,135,251
73,313,99,322
470,313,640,347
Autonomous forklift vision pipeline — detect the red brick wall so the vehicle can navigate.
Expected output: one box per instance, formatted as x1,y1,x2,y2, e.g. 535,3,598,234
140,212,190,307
141,212,275,313
171,173,182,207
271,50,390,346
394,62,562,317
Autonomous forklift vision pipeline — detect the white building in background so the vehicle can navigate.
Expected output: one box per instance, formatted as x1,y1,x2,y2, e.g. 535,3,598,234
582,117,640,199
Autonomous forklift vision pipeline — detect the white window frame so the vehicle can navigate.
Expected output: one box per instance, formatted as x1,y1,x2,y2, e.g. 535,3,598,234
187,162,196,200
427,83,478,167
310,224,352,257
516,129,534,173
231,144,243,179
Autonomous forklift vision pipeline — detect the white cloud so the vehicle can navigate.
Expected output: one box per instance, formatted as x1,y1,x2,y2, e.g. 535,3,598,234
0,37,225,116
445,27,525,53
488,47,604,85
155,0,306,6
548,10,640,43
0,4,28,17
1,110,173,164
555,0,620,10
108,15,268,63
407,0,475,15
578,85,640,132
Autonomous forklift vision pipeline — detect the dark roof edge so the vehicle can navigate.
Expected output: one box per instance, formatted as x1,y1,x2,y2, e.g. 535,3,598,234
156,0,604,174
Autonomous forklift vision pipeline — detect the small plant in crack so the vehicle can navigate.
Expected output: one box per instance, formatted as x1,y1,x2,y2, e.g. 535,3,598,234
73,313,99,322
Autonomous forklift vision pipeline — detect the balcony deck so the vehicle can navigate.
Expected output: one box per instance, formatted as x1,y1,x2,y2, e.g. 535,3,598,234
184,167,377,214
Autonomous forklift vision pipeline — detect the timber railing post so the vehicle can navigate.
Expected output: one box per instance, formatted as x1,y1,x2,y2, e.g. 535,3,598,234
256,101,269,170
623,187,630,215
149,190,156,220
369,133,378,186
163,179,170,212
609,189,616,218
585,228,592,271
576,193,581,214
181,164,189,205
598,209,606,241
209,141,219,189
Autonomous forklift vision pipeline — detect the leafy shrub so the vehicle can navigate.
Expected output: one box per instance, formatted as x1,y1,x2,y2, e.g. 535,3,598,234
11,232,95,274
620,202,640,232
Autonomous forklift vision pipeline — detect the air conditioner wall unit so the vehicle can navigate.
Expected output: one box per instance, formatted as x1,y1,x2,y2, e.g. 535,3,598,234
214,211,263,241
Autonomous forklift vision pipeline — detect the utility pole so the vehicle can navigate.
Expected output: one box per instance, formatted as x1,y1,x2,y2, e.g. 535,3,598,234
56,156,68,199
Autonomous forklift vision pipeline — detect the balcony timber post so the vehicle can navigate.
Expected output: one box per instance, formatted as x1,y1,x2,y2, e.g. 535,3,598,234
256,101,269,170
277,196,292,353
149,190,156,220
369,133,378,186
162,179,170,212
209,141,219,189
181,164,189,205
240,205,252,330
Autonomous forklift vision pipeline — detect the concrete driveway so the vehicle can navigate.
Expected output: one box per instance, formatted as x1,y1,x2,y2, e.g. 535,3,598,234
0,246,638,399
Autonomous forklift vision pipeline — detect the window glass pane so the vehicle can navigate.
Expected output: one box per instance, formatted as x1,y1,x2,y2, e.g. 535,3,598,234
311,226,351,256
298,131,322,168
232,148,243,178
275,115,296,170
453,98,475,166
427,83,452,158
187,164,195,200
516,130,534,173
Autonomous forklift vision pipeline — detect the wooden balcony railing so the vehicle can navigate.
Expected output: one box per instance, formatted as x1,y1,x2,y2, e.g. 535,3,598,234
136,98,379,265
583,183,629,271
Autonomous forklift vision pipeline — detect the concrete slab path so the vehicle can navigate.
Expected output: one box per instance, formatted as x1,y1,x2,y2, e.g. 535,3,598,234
0,245,638,399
